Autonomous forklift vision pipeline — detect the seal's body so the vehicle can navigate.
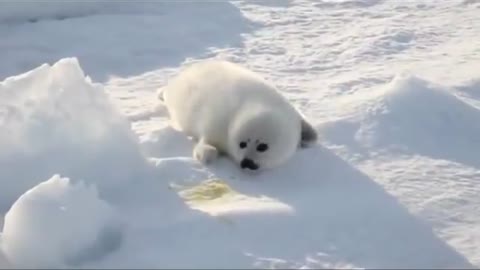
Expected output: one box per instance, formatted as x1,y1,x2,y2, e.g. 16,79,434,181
160,60,317,171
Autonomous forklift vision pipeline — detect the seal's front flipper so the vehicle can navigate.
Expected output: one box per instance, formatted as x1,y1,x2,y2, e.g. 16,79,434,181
300,118,318,148
193,139,219,164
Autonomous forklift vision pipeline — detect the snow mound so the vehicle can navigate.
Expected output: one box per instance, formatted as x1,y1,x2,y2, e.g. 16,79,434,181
1,174,121,269
357,74,480,168
0,58,147,212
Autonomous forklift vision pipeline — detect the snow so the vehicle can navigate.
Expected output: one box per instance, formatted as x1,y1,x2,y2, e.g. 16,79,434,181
0,57,147,212
0,2,127,23
0,2,254,82
1,0,480,268
1,174,120,269
355,74,480,168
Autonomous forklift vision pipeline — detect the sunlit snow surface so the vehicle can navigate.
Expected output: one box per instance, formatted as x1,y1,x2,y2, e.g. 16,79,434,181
1,0,479,268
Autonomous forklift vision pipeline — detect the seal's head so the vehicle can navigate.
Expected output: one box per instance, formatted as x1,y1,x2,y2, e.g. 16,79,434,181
228,107,300,172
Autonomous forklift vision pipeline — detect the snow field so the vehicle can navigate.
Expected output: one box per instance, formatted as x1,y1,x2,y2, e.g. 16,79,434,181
1,0,480,268
0,1,255,82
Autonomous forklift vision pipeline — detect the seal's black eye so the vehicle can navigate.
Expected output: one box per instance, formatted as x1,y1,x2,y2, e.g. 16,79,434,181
257,143,268,152
239,141,247,149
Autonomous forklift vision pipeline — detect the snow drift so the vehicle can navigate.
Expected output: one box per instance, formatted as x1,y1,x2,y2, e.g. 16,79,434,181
356,74,480,168
0,57,147,213
1,174,121,269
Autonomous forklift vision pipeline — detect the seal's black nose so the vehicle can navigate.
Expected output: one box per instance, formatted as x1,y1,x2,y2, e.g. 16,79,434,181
240,158,259,170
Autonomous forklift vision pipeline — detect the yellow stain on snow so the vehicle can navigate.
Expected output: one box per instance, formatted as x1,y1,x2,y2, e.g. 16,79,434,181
177,178,237,202
172,178,294,217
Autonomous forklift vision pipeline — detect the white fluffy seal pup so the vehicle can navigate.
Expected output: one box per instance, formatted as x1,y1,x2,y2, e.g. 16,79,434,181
159,60,317,172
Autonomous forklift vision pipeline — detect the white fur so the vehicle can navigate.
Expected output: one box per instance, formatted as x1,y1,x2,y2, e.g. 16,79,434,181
161,60,307,171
